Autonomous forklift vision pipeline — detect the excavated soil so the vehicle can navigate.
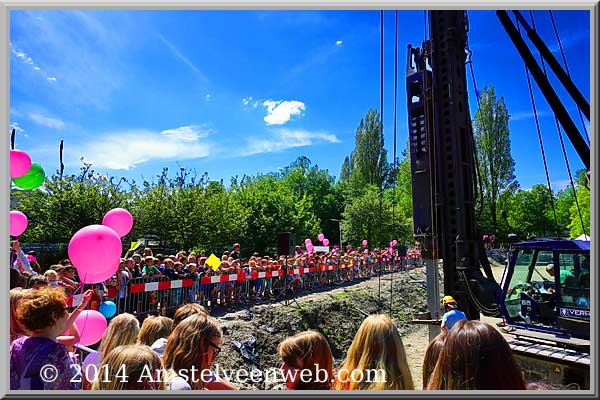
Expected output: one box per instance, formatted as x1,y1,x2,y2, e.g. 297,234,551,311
210,267,430,390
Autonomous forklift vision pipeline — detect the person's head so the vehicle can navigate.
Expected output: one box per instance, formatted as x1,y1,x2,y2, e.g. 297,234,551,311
546,263,555,277
336,314,414,390
92,344,166,390
422,333,446,388
188,255,196,264
132,253,142,264
233,243,240,252
137,316,173,346
187,263,198,273
28,275,48,290
50,264,65,278
16,287,70,338
172,303,209,329
173,261,183,271
98,313,141,363
162,314,222,388
144,256,154,267
59,258,72,266
442,295,458,311
426,320,526,390
43,270,59,285
278,330,333,390
10,288,34,342
143,247,153,257
63,265,76,278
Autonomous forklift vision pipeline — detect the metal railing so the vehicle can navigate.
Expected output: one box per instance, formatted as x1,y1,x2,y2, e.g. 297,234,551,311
97,256,423,317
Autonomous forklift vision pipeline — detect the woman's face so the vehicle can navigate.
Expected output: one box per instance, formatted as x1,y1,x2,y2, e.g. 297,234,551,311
207,336,222,366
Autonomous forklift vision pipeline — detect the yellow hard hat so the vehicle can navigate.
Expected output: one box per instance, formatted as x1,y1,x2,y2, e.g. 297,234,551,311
442,295,456,305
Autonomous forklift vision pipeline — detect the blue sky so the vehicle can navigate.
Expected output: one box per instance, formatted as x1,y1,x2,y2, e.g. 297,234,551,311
9,10,590,190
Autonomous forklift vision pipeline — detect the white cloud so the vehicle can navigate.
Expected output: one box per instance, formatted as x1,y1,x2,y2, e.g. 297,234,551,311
551,179,572,191
243,128,340,156
262,100,306,125
10,122,28,138
79,125,212,170
205,94,211,101
157,33,209,83
510,110,553,121
336,40,343,45
29,113,65,129
11,41,57,83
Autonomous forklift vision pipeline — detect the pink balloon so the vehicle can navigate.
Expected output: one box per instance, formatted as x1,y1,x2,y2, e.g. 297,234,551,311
74,310,107,346
389,247,393,254
78,262,119,284
304,238,312,245
10,211,28,237
68,225,123,279
392,240,398,246
318,233,325,242
482,235,488,241
306,243,314,252
322,238,329,246
10,150,32,178
362,240,368,246
102,208,133,238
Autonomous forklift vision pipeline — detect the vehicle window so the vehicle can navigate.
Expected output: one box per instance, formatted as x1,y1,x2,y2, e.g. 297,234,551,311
504,249,534,320
559,252,590,310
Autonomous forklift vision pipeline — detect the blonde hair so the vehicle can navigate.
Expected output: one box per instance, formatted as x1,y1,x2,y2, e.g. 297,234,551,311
162,314,221,390
98,313,140,365
278,330,333,390
44,270,58,281
137,316,173,346
92,344,166,390
10,288,33,343
335,314,414,390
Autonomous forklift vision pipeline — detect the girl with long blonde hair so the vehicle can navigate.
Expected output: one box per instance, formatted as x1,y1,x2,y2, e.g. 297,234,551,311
162,314,224,390
335,314,414,390
137,316,173,347
82,313,140,389
91,344,166,390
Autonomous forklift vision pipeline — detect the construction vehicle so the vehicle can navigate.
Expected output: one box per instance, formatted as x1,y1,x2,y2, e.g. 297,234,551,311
406,10,590,389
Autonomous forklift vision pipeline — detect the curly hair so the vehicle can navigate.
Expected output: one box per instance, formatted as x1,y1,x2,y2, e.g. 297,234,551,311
162,314,221,389
16,286,67,332
137,316,173,346
10,288,34,342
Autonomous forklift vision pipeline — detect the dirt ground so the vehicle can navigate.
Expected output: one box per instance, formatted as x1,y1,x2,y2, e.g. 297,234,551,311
210,262,508,390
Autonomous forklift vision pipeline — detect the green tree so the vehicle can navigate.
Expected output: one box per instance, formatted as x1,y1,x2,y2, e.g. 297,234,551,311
567,169,590,238
473,86,518,234
350,109,388,189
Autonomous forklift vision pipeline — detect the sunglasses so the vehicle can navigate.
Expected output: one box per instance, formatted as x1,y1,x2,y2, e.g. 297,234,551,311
208,340,221,357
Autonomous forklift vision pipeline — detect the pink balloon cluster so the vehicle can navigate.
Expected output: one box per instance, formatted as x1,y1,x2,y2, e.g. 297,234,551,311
10,149,32,178
318,233,325,242
74,310,108,346
68,208,134,284
10,210,28,237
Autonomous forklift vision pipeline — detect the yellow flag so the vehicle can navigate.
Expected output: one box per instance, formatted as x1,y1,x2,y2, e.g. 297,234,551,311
206,254,222,271
129,241,140,251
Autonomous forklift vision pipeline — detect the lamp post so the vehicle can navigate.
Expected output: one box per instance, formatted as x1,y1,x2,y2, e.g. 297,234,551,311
330,219,342,249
